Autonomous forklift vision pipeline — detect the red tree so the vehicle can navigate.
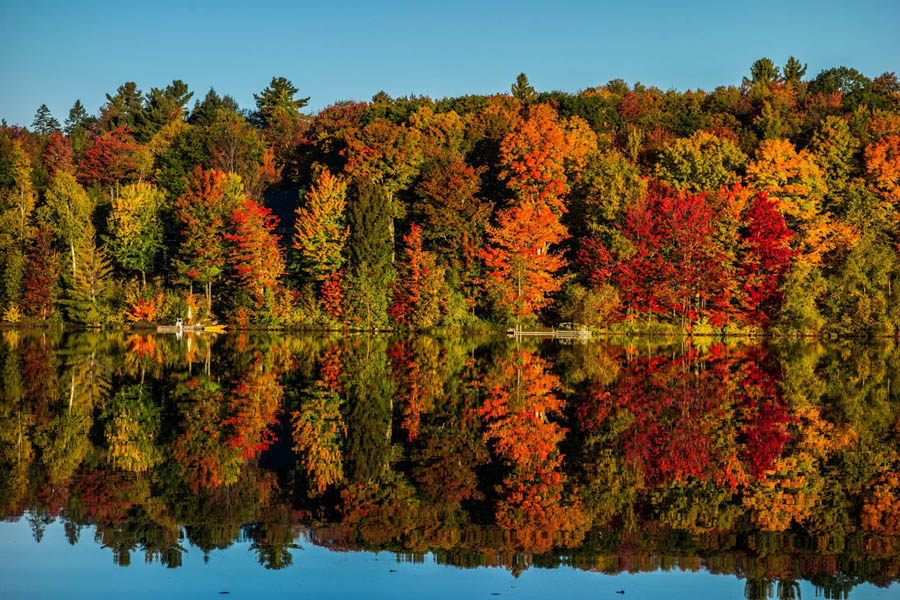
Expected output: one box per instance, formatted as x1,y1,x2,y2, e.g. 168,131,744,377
21,228,60,319
738,192,794,326
78,126,141,188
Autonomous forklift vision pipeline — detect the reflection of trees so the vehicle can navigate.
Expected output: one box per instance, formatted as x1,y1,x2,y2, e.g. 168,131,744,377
0,332,898,597
478,348,589,554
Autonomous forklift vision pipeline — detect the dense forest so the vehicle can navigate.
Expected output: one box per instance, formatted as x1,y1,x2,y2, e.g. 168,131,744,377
1,58,899,335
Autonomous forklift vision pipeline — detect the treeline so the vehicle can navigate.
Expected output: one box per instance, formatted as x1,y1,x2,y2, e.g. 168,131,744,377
1,59,899,334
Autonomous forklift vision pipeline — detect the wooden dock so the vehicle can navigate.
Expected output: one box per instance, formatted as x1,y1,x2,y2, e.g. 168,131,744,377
156,324,226,334
507,324,592,340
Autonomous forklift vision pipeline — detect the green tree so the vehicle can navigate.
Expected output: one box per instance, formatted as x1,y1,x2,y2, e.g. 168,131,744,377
654,131,747,194
64,100,92,136
746,58,781,88
783,56,808,86
511,72,537,104
252,76,309,126
188,89,241,126
97,82,144,132
62,234,114,325
346,179,394,329
133,80,193,142
32,104,60,135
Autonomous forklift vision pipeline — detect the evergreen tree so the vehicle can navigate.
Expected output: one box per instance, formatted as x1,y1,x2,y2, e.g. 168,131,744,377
346,179,393,329
32,104,60,135
134,80,193,142
746,58,781,87
511,73,537,104
783,56,808,86
64,99,92,135
188,89,241,126
252,76,309,124
61,234,114,326
98,82,144,132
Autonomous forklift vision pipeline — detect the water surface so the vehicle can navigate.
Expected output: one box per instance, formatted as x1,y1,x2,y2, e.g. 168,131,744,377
0,331,898,599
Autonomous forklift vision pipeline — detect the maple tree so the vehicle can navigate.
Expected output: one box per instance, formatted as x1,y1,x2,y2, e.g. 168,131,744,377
21,227,60,319
226,197,286,308
388,224,449,328
174,166,242,312
78,126,144,189
41,131,74,176
479,201,568,328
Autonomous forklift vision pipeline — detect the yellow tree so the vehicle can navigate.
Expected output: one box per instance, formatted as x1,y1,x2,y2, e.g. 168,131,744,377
105,182,165,286
292,167,349,280
746,138,857,266
41,171,94,276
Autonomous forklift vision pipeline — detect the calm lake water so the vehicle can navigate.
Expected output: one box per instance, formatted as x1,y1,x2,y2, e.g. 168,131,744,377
0,331,898,599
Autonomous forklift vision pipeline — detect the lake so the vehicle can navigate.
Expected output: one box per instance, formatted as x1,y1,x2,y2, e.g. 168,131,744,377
0,331,898,599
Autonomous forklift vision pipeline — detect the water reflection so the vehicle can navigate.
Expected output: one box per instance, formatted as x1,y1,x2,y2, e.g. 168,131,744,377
1,331,898,599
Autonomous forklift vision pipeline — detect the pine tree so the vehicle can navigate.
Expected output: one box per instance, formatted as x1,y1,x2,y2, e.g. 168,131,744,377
32,104,60,135
134,80,193,142
346,178,394,329
188,89,241,126
252,76,309,125
64,100,91,135
511,73,537,104
62,234,114,326
783,56,807,86
98,82,144,132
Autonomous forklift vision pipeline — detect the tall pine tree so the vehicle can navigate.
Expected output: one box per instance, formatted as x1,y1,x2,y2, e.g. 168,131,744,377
346,178,393,329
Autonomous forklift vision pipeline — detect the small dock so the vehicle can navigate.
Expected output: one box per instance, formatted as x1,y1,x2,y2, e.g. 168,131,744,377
156,319,226,334
507,323,592,340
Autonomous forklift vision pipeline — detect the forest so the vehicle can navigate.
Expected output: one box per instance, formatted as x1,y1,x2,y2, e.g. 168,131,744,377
1,58,899,335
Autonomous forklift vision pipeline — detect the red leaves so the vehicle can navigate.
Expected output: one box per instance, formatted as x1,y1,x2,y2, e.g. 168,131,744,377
388,224,447,328
21,227,59,319
78,126,142,187
226,197,286,306
579,182,796,329
738,192,794,326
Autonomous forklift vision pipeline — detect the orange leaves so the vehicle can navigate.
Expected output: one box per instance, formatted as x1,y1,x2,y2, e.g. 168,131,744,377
746,139,827,223
499,103,596,211
126,295,163,322
479,201,568,323
864,134,900,206
226,197,286,306
862,473,900,535
477,350,587,552
747,138,858,268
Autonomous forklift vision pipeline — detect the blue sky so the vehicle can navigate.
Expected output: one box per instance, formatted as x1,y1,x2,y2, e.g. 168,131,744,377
1,0,898,127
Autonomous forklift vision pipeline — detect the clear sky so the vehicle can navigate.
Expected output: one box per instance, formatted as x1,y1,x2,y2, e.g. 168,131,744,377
1,0,898,127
